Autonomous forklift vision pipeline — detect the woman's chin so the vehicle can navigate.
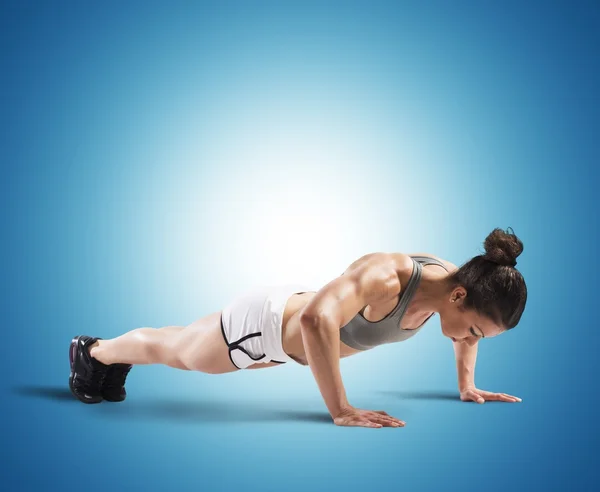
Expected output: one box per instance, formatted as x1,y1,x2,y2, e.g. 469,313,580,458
441,330,454,340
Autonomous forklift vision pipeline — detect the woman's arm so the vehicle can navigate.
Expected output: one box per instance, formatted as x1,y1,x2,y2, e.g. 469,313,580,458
453,339,522,404
453,340,478,392
299,253,407,427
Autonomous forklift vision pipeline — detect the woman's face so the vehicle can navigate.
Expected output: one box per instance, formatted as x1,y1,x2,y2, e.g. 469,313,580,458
439,287,505,346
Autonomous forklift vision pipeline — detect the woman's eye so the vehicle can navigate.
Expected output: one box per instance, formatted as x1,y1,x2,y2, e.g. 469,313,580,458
470,327,478,337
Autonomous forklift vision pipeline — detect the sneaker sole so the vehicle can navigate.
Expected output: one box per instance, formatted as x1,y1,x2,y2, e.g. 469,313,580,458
102,394,126,402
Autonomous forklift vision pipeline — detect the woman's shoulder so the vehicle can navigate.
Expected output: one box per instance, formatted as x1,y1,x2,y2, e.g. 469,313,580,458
341,251,457,277
396,252,458,274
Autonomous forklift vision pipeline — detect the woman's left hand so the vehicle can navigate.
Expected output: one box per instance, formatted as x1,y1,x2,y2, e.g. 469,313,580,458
460,387,522,404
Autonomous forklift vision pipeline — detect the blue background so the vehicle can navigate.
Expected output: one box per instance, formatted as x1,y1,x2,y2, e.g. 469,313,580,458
2,1,598,490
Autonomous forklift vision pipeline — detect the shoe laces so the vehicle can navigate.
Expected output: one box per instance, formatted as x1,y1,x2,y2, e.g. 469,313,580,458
104,364,132,389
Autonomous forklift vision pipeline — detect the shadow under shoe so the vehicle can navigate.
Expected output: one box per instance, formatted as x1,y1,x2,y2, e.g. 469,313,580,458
102,363,133,402
69,335,110,404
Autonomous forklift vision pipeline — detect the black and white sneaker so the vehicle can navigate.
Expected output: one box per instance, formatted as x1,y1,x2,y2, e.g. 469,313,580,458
102,363,132,402
69,335,109,404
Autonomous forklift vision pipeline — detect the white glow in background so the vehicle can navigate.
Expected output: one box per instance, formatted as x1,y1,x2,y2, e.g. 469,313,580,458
121,84,428,295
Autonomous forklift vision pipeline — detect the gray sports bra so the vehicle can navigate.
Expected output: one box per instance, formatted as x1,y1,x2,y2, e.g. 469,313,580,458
339,255,449,351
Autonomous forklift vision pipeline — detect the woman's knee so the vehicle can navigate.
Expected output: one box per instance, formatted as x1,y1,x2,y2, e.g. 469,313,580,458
136,329,181,366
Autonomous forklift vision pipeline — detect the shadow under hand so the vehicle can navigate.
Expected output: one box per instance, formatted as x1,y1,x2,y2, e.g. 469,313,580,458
379,390,460,402
99,399,333,425
12,385,75,402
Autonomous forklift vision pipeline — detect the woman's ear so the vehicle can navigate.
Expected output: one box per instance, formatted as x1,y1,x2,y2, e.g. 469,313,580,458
450,286,467,305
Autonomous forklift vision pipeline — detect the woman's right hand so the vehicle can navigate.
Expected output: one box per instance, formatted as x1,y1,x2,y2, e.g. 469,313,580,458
332,406,406,428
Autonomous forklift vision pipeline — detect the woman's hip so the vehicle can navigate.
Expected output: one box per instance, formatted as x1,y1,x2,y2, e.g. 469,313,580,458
220,283,314,369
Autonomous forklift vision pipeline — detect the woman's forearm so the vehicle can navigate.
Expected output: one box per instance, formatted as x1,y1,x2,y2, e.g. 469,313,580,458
300,315,350,417
453,341,478,391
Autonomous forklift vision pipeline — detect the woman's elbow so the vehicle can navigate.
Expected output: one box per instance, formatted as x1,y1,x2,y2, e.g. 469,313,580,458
299,310,321,330
300,309,338,330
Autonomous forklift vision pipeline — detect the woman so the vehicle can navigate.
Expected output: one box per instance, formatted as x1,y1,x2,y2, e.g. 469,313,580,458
69,227,527,429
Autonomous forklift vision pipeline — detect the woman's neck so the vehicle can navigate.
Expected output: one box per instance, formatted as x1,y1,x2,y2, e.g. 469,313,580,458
412,273,451,314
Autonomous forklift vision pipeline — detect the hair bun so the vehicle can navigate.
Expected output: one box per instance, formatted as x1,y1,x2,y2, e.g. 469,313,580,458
483,227,523,267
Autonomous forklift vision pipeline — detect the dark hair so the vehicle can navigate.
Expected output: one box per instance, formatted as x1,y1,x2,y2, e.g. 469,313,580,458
449,227,527,329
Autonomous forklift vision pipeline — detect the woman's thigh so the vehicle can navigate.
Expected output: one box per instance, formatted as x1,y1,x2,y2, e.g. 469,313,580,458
169,311,239,374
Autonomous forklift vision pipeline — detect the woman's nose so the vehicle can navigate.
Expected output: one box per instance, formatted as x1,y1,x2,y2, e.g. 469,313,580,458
452,337,468,344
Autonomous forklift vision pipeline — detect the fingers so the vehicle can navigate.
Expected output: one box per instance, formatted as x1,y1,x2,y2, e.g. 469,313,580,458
334,416,382,428
369,411,405,427
469,391,485,404
371,410,406,426
333,410,405,428
478,391,521,403
496,393,521,403
462,390,485,404
357,420,383,428
464,390,522,403
368,416,403,427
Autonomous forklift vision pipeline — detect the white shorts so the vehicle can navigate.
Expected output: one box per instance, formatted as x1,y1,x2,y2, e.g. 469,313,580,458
220,283,315,369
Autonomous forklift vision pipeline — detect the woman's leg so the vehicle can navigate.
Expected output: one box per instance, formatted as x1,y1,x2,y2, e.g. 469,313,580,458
89,326,186,368
89,311,238,374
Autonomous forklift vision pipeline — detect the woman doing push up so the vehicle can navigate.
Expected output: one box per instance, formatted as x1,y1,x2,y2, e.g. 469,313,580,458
69,227,527,429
